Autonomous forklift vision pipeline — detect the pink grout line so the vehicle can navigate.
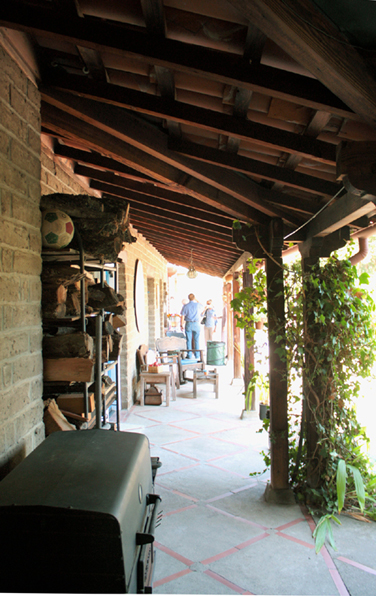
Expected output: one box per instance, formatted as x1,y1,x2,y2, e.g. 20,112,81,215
204,569,254,595
157,463,201,476
205,448,249,462
154,433,201,446
276,531,315,549
201,546,239,565
206,491,233,502
163,504,198,517
206,482,257,503
300,504,317,533
232,482,258,493
201,532,270,565
276,517,306,531
154,541,194,566
337,556,376,576
155,480,199,501
205,463,252,478
159,445,201,461
206,504,269,530
209,436,256,447
153,568,192,588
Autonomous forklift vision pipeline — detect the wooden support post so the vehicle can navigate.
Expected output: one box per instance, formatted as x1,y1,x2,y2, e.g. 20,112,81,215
243,263,256,410
233,272,242,379
265,219,292,501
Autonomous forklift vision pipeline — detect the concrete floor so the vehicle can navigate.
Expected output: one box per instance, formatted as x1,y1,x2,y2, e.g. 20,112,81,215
119,365,376,596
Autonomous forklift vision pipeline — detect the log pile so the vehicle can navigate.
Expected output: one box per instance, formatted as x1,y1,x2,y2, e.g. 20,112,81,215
41,263,95,319
43,398,76,435
40,193,137,261
40,196,126,433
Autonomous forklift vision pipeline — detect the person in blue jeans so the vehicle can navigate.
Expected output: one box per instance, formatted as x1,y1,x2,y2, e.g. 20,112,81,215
180,293,203,358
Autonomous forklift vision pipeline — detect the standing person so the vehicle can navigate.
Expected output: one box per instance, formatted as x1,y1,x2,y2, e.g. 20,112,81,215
201,299,217,345
180,293,203,358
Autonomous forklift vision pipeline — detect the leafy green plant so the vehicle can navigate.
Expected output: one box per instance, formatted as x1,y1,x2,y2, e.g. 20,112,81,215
313,456,371,553
232,249,376,543
231,257,268,413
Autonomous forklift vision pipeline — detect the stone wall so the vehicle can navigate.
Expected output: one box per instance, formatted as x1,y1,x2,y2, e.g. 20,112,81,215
0,39,44,477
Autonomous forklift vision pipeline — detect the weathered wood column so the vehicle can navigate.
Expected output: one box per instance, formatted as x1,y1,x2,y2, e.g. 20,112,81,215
265,219,291,499
233,272,242,379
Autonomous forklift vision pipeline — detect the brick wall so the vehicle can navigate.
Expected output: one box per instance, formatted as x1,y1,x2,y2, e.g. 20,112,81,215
0,36,167,472
118,234,167,409
0,40,44,477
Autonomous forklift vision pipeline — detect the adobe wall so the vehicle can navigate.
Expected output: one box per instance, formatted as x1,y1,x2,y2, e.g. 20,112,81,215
0,37,44,477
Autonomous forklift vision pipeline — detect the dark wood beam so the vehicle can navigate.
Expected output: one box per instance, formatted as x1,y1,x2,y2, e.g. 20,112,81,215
74,164,234,222
41,89,306,226
40,72,337,166
0,3,356,119
226,0,376,128
168,137,338,199
76,47,109,82
54,143,156,182
130,207,233,240
41,99,270,225
139,232,237,264
289,192,376,241
130,214,237,251
90,179,233,228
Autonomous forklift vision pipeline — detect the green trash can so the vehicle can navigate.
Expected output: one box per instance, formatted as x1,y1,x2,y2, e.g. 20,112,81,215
206,341,226,366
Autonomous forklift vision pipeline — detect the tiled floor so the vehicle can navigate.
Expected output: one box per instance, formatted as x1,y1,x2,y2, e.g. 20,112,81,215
119,366,376,596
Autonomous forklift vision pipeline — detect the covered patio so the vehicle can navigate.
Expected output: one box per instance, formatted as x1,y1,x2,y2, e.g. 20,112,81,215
119,364,376,595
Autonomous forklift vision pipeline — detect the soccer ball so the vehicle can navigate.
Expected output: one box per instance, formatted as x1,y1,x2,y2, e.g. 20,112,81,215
41,210,75,249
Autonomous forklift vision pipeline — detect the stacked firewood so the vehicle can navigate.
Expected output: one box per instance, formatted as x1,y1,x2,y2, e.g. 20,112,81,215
42,262,126,434
40,193,136,261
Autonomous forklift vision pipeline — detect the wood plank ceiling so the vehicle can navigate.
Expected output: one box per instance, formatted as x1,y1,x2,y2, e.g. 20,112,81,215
2,0,376,276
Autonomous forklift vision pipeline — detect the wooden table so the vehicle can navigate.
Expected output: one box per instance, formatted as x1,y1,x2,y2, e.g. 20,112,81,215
193,369,219,399
140,369,176,406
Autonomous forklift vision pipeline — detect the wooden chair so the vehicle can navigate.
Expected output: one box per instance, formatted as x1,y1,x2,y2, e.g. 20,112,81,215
155,337,182,389
136,345,176,406
155,336,205,384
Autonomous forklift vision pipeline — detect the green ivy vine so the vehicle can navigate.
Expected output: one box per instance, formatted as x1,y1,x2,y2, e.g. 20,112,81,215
232,249,376,524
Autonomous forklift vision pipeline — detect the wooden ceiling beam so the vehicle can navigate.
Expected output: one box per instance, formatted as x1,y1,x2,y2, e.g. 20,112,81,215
74,164,234,221
41,99,269,225
129,207,233,240
226,0,376,128
168,137,338,199
41,72,336,165
90,179,233,228
140,238,233,270
130,215,237,251
41,90,305,226
139,232,238,263
0,3,355,119
288,192,376,241
90,179,231,228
